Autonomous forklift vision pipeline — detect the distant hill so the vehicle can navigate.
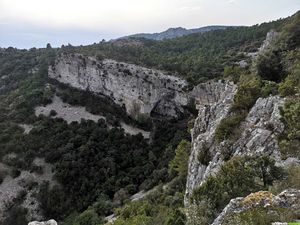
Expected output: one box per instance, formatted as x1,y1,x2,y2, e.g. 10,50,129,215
120,26,233,40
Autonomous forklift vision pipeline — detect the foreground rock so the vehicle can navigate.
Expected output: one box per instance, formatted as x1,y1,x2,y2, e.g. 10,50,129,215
212,189,300,225
49,54,189,119
28,219,58,225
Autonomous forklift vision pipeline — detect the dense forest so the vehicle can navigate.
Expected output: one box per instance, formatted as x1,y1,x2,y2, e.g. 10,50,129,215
0,10,299,225
72,17,286,84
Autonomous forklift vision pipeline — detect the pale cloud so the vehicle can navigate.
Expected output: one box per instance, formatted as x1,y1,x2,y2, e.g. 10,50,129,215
0,0,299,48
0,0,168,30
227,0,237,3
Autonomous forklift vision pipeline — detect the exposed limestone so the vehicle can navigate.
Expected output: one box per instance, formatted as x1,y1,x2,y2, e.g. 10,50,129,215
0,158,56,223
231,96,285,160
185,80,237,204
49,54,188,119
185,95,286,205
28,219,58,225
245,30,279,60
35,95,105,124
35,95,150,138
19,124,34,134
185,31,287,208
258,29,279,52
212,189,300,225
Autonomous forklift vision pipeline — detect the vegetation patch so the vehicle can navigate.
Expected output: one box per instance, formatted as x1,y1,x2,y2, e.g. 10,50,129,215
242,191,274,207
190,156,284,223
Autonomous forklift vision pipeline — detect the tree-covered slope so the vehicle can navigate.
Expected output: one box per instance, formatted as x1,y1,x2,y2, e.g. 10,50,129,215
70,16,288,84
0,10,299,225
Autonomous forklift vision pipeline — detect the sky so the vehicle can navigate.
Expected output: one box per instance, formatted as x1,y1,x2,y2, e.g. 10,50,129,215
0,0,299,49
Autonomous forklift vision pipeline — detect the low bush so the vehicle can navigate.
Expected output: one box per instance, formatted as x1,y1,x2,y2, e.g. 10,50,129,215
190,156,284,223
197,142,211,166
279,97,300,158
232,74,262,111
215,114,245,143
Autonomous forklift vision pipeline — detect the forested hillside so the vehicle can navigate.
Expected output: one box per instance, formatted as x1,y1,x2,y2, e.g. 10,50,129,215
72,17,287,84
0,10,299,225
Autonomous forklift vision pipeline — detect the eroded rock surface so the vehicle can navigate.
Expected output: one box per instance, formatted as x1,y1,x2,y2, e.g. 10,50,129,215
185,80,237,204
0,158,56,223
28,219,58,225
185,95,286,204
49,54,188,119
212,189,300,225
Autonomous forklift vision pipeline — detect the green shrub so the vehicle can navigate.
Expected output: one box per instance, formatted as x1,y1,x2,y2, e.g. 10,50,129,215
232,74,262,111
3,206,28,225
256,49,285,82
279,97,300,158
197,142,211,166
187,200,216,225
169,140,191,177
75,209,103,225
49,109,57,117
215,114,245,142
191,156,283,222
261,80,279,97
278,62,300,97
224,206,300,225
223,65,244,83
271,165,300,194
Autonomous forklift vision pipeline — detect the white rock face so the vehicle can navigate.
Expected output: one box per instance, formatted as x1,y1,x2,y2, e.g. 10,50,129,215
185,95,286,205
28,219,58,225
258,29,279,52
185,80,237,204
49,54,189,119
184,92,300,225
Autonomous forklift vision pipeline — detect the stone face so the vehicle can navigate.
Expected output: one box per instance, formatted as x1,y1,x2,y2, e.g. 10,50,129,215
231,96,285,159
185,95,286,205
49,54,188,119
212,189,300,225
28,219,58,225
185,80,237,205
258,29,279,53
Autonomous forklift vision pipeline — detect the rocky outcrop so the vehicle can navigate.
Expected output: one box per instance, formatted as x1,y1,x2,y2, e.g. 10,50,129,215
28,219,58,225
185,30,285,208
258,29,279,52
185,80,237,204
185,95,286,205
212,189,300,225
49,54,188,119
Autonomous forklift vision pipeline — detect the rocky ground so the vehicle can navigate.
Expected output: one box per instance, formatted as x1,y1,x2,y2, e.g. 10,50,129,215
35,95,150,139
212,189,300,224
0,157,56,222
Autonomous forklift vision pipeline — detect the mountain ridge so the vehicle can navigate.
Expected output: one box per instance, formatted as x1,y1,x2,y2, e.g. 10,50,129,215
118,25,235,40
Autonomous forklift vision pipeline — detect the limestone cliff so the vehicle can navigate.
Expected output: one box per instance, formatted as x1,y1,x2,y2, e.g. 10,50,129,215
49,54,188,119
185,93,288,203
184,30,292,209
185,80,237,204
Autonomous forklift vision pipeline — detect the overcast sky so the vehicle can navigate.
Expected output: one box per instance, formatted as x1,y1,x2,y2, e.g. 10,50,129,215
0,0,299,49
